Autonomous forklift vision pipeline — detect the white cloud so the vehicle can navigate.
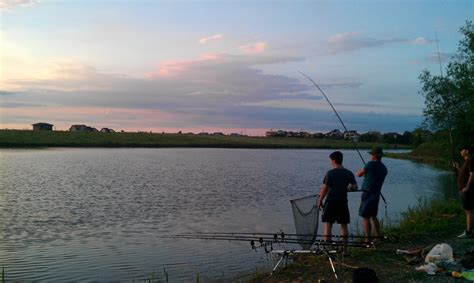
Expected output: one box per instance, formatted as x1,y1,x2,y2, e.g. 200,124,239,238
413,37,429,45
198,34,224,45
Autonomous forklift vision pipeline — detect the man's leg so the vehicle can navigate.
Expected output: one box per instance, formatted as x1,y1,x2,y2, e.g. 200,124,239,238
340,224,349,254
340,224,348,238
370,216,381,238
466,209,472,233
324,222,333,241
362,217,371,242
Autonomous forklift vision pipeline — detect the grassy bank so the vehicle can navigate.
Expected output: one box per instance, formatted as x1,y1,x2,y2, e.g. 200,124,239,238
0,129,406,149
385,139,460,171
248,198,471,283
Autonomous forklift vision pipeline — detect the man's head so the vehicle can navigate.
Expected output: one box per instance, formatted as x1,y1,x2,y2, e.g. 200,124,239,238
460,145,473,158
329,151,343,165
368,147,384,160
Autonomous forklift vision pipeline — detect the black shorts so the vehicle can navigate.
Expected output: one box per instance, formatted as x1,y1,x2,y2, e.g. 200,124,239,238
359,193,380,218
322,200,350,224
461,190,474,210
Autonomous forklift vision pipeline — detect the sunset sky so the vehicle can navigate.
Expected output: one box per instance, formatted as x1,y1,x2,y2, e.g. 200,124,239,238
1,0,472,135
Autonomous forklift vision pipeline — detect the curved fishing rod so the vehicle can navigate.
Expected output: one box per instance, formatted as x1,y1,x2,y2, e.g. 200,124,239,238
298,71,366,164
435,32,457,176
298,71,387,207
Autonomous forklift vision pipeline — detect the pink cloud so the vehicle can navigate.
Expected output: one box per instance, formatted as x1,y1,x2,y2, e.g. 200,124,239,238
239,42,267,54
145,53,221,78
198,34,224,45
0,0,38,11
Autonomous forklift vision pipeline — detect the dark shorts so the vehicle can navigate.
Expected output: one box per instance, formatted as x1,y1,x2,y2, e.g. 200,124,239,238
359,193,380,218
322,200,350,224
460,190,474,210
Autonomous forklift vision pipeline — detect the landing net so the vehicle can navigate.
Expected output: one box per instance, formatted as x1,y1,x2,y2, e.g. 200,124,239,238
290,194,320,249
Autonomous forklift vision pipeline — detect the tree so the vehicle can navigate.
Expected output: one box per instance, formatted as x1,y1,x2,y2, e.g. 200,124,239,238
419,21,474,145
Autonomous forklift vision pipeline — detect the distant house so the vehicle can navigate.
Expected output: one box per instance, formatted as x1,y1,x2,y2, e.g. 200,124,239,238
69,125,98,132
325,129,344,139
266,130,288,137
32,122,54,131
344,130,360,142
212,132,225,136
311,132,325,139
100,128,115,133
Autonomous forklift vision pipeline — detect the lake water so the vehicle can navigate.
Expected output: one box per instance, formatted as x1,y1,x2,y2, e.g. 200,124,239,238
0,148,455,281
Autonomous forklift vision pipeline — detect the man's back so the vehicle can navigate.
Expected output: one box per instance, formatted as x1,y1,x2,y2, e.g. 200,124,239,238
324,168,356,202
361,161,387,195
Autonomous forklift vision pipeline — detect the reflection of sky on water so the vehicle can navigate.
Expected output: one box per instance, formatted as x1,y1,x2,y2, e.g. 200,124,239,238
0,148,454,281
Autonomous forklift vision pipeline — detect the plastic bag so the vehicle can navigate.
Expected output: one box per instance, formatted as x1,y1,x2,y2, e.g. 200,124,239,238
424,243,454,263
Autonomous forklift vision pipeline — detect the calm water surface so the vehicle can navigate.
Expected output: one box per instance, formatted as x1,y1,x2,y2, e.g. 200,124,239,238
0,148,455,281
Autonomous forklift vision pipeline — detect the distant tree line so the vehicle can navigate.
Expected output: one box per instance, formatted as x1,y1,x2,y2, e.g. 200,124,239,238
266,128,433,146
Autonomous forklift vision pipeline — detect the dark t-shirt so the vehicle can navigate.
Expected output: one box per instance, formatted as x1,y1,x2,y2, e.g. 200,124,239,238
457,157,474,191
323,168,357,202
361,160,387,195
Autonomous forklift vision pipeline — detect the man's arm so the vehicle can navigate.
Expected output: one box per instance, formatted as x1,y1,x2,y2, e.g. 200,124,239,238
318,184,328,208
462,172,474,193
356,168,365,177
348,174,358,191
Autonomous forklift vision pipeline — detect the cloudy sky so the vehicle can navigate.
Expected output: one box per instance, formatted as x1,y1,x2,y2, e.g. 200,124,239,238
0,0,472,135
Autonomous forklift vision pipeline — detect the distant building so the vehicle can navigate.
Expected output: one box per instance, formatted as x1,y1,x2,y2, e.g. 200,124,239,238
344,130,360,142
69,125,98,132
325,129,344,139
100,128,115,133
311,133,325,139
32,122,54,131
212,132,225,136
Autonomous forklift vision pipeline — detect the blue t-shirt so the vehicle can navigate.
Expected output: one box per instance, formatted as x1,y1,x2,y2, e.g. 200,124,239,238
323,168,357,202
361,160,387,195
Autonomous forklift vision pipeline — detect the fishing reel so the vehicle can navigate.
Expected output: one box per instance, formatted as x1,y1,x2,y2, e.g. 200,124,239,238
250,232,286,253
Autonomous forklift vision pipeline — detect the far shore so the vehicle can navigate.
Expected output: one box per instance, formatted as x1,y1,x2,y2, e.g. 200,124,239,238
0,129,410,150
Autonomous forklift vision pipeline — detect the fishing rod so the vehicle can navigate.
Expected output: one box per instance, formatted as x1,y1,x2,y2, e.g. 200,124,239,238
298,71,388,206
170,231,387,239
435,32,457,175
160,233,377,252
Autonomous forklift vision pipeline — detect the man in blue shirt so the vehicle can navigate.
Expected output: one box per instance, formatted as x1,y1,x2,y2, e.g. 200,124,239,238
357,147,388,242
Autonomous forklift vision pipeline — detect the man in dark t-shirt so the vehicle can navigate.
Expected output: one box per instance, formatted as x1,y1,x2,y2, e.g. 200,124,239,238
455,145,474,239
318,151,358,241
357,147,387,242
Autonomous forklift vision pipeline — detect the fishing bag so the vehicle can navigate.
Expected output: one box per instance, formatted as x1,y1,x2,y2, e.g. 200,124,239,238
352,267,377,283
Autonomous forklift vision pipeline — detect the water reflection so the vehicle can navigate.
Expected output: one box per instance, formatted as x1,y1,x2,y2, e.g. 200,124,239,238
0,148,454,281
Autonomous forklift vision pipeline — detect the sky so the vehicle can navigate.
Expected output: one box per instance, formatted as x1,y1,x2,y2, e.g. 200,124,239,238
0,0,472,135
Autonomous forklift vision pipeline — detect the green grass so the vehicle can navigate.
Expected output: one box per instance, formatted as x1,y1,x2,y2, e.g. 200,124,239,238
384,197,465,243
386,139,461,171
0,129,406,149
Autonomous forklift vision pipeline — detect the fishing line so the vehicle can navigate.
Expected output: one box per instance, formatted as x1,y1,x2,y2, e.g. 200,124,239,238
298,71,387,209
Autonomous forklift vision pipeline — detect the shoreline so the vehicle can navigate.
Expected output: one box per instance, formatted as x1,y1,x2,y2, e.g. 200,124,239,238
0,130,410,150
